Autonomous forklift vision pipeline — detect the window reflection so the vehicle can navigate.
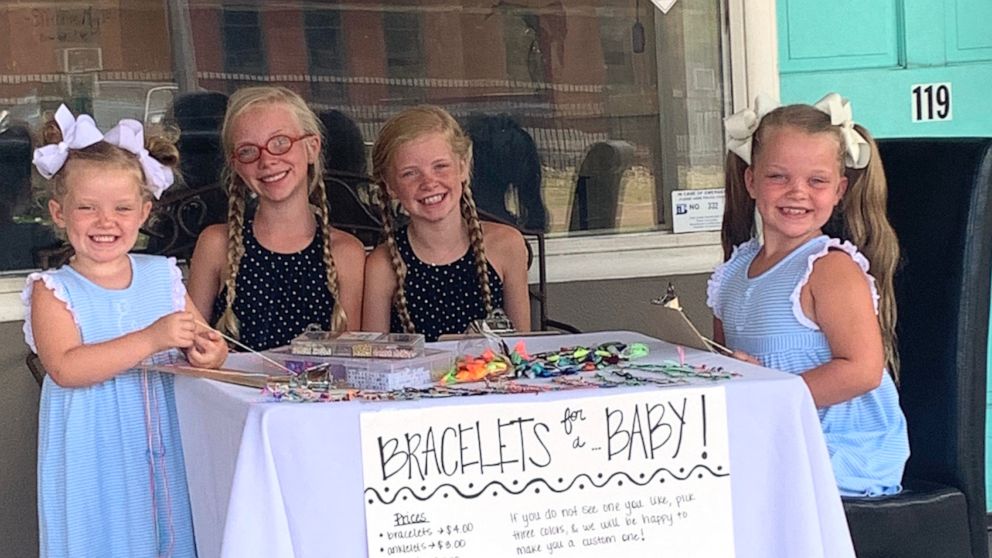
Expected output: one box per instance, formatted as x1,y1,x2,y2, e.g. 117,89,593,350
0,0,726,270
222,10,266,76
304,9,346,105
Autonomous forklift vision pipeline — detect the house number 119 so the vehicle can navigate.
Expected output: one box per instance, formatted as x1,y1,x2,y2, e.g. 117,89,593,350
911,83,952,122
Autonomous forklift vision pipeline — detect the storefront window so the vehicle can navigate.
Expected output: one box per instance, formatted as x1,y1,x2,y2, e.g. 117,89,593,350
0,0,727,272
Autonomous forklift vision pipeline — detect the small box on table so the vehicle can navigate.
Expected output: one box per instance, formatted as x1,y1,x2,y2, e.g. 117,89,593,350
290,331,425,359
265,347,454,391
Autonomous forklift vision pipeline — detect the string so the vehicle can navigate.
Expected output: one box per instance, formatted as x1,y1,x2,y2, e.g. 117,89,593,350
703,337,733,356
194,320,296,375
148,369,175,558
140,370,166,556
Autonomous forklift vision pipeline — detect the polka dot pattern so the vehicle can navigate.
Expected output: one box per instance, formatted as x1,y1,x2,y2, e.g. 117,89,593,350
212,215,335,351
389,226,505,342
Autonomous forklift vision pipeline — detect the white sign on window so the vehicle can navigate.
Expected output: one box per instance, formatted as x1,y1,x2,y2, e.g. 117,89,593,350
361,387,734,558
911,82,952,122
672,188,724,234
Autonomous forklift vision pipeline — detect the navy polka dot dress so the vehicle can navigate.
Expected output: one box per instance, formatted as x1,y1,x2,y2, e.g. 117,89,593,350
389,226,505,342
212,214,335,351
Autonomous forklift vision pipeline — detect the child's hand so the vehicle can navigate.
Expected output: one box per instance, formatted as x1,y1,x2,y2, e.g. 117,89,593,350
731,350,762,366
147,311,197,351
185,324,228,369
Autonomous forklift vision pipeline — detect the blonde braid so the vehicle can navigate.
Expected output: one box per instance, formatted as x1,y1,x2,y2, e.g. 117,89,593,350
460,183,494,316
373,185,415,332
216,169,246,339
313,177,348,331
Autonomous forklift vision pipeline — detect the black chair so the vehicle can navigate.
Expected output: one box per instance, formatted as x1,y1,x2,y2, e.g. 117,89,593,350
319,109,368,177
0,122,58,270
568,140,634,231
521,228,580,334
142,91,230,259
464,113,548,232
474,209,579,334
26,353,46,387
0,122,32,214
317,109,382,248
842,138,991,558
172,90,228,190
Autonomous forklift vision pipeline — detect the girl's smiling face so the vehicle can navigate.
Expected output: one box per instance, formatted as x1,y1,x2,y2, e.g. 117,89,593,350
386,132,469,223
49,161,151,271
230,103,320,204
745,125,848,249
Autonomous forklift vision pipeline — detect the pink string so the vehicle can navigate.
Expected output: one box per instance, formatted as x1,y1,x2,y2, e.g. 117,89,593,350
141,370,160,551
677,345,686,365
142,368,175,557
151,370,175,557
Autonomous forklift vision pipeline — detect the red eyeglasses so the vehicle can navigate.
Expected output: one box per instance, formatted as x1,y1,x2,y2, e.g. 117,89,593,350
231,134,313,164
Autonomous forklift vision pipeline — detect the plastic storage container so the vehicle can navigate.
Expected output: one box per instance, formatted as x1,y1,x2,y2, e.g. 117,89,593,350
265,348,455,390
290,330,425,359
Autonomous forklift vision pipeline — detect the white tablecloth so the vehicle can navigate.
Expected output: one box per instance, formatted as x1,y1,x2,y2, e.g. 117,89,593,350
175,331,854,558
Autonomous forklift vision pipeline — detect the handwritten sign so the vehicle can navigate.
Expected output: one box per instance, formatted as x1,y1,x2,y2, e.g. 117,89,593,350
26,7,108,43
361,387,733,557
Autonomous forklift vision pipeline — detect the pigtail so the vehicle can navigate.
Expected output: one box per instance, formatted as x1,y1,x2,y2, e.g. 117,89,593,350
215,166,246,339
143,125,182,194
36,118,66,202
144,126,180,171
720,151,755,260
41,118,64,146
312,175,348,332
33,117,74,256
372,184,415,333
460,183,494,316
837,124,900,380
305,115,348,331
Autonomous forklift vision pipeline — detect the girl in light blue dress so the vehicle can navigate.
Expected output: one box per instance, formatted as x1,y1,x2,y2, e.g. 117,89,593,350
708,94,909,496
23,105,228,556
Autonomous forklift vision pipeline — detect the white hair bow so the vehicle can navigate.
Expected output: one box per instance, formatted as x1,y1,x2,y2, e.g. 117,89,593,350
724,92,871,169
104,119,175,199
813,93,870,169
31,104,105,178
724,94,780,165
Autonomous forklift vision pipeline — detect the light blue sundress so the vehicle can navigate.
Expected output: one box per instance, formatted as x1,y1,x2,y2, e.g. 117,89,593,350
22,254,196,557
707,235,909,497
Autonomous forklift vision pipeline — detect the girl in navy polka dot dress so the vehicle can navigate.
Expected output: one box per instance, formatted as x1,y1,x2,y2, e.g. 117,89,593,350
363,106,531,341
188,86,366,351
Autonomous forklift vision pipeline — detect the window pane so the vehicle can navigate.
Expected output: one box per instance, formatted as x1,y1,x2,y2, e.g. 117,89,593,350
0,0,727,270
304,9,345,104
222,10,267,78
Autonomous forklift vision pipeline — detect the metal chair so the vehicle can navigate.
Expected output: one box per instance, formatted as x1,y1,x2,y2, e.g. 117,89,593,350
476,209,579,333
26,353,46,386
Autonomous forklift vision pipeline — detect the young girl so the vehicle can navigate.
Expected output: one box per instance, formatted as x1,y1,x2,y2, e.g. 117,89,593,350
363,105,531,342
24,105,228,556
188,86,366,351
708,93,909,496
